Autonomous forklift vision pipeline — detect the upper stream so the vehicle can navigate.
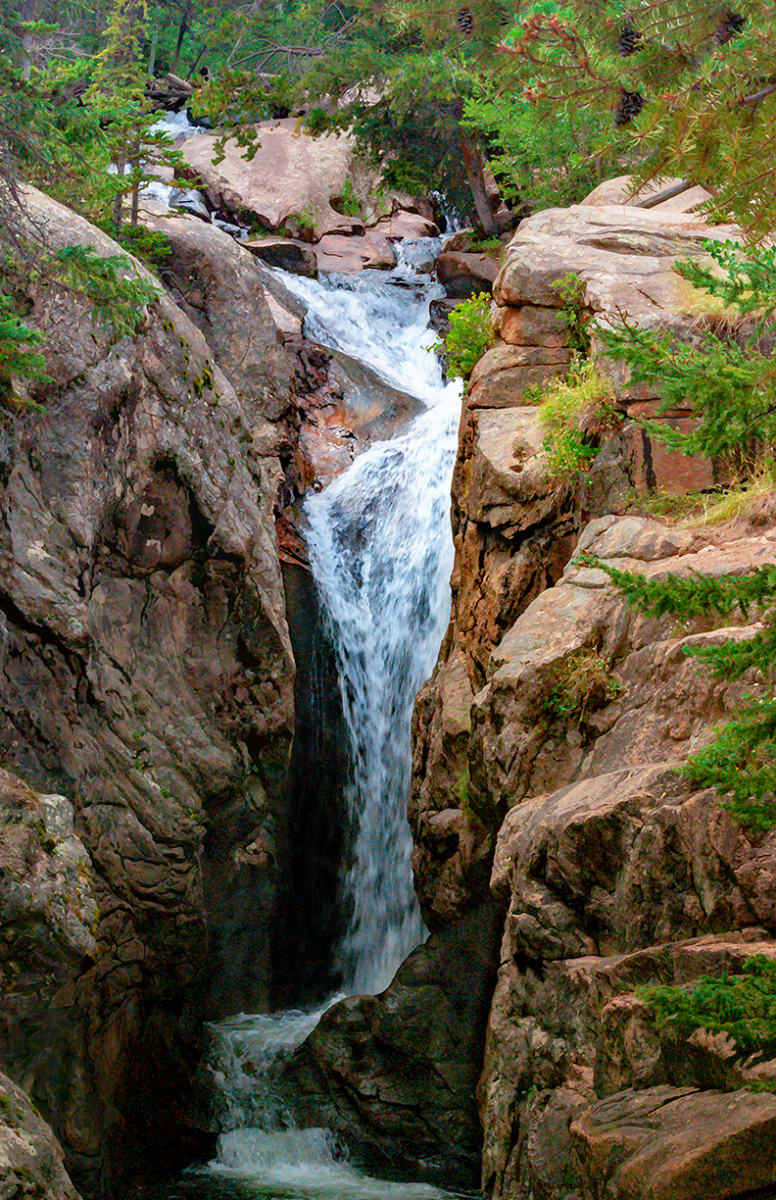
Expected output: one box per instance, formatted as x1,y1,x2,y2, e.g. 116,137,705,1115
165,241,464,1199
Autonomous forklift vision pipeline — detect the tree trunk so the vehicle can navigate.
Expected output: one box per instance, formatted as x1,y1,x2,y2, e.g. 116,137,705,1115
113,157,126,230
21,32,33,81
130,178,140,227
147,29,159,79
460,131,498,236
171,1,193,73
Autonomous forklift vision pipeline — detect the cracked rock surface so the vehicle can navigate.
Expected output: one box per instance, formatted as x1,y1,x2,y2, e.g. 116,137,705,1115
0,187,296,1196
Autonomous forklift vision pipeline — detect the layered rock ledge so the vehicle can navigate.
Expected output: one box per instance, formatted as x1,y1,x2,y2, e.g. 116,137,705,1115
410,185,776,1200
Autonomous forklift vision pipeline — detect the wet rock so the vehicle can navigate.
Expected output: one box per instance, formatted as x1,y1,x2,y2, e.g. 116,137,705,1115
284,903,503,1189
428,297,463,335
244,237,318,278
437,249,501,298
0,1069,81,1200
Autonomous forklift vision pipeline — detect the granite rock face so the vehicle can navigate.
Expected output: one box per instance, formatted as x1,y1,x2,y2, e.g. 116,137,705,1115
284,903,503,1189
0,1068,82,1200
0,188,295,1194
178,119,427,244
468,517,776,1200
410,184,776,1200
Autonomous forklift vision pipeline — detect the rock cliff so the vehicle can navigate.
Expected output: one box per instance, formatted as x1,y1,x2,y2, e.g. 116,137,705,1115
411,188,776,1199
0,187,296,1195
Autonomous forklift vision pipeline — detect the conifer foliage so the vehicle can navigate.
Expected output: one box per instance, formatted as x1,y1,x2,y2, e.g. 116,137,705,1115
581,554,776,831
600,241,776,464
496,0,776,235
581,242,776,832
86,0,180,234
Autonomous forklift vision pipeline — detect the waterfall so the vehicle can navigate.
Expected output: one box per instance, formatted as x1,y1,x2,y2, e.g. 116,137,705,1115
176,242,462,1200
297,251,461,994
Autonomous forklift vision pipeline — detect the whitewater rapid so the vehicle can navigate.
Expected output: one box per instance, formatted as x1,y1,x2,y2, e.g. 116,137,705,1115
186,242,462,1199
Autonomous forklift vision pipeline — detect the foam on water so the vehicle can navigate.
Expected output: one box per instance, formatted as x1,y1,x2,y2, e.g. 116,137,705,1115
194,243,462,1198
283,248,461,994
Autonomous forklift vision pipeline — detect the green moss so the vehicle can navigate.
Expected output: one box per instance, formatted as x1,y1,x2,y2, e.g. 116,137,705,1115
453,764,470,810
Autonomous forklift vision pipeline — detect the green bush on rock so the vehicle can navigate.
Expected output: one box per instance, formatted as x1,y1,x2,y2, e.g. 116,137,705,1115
638,956,776,1062
437,292,494,381
533,359,618,483
543,647,624,722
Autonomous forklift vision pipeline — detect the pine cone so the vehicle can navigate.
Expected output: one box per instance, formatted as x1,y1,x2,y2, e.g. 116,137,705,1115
456,7,474,37
615,88,645,126
618,22,641,56
714,10,745,45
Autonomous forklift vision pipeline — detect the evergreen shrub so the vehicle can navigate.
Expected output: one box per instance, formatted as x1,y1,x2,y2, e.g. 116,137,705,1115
637,956,776,1061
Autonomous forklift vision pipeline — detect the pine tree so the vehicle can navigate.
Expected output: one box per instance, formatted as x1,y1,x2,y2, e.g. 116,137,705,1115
85,0,180,233
581,242,776,832
598,241,776,465
585,555,776,831
495,0,776,236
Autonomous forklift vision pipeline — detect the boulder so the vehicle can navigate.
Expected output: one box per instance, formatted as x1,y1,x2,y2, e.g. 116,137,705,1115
572,1086,776,1200
491,304,569,348
468,344,571,408
437,249,501,298
582,174,714,214
0,1070,81,1200
493,203,740,322
315,211,439,274
284,903,503,1189
179,118,392,239
315,228,397,273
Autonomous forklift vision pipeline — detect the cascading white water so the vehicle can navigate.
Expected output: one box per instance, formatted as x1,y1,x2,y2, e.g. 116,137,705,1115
182,242,463,1199
289,248,462,993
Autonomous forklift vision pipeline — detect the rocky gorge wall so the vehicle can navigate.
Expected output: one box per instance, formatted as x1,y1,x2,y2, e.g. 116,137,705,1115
0,140,452,1198
409,184,776,1200
0,187,301,1196
4,146,776,1200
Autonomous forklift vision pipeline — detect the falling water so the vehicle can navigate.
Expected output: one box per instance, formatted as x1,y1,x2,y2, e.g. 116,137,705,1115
170,242,462,1199
292,250,462,993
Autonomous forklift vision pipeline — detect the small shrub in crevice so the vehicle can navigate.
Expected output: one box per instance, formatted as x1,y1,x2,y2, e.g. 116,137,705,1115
637,956,776,1062
436,291,495,380
534,359,619,483
543,647,625,722
551,271,591,356
0,293,49,405
333,179,362,218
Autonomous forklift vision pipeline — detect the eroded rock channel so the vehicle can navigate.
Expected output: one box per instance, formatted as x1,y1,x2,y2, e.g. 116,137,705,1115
3,157,776,1200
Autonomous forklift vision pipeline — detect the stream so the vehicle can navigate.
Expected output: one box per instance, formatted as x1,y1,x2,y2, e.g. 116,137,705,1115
162,241,464,1200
